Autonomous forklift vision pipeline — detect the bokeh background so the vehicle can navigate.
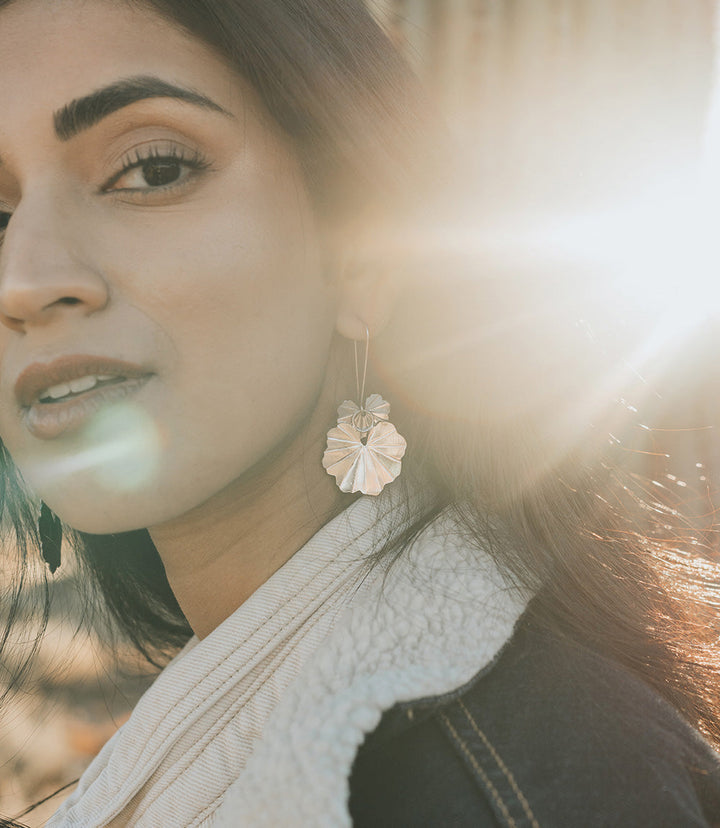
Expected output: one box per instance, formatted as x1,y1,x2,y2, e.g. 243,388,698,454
2,1,720,824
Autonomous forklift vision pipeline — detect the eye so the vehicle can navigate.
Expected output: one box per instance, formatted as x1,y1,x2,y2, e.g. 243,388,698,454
0,209,11,238
102,145,211,194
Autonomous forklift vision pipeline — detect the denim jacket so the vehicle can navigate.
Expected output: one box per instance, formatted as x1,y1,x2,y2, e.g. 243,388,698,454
350,618,720,827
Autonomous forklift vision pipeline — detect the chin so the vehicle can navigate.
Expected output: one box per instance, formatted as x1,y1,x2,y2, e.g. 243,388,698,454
41,491,163,536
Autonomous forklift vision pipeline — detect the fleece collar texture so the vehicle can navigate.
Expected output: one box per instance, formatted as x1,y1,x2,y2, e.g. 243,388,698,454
216,498,528,826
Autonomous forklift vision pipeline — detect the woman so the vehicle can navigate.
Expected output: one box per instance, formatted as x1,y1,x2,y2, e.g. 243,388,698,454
0,0,719,825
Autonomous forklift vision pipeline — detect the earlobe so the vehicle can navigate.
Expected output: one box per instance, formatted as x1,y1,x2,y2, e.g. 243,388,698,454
334,257,401,341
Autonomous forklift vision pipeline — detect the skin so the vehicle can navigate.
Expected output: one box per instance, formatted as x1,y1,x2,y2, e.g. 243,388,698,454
0,0,383,638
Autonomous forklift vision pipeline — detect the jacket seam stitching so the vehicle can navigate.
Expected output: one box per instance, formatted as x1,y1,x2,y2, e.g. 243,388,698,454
459,700,541,828
440,712,518,828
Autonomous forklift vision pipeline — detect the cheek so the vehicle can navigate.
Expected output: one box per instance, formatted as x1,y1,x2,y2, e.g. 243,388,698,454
102,177,334,477
136,209,330,389
112,163,326,331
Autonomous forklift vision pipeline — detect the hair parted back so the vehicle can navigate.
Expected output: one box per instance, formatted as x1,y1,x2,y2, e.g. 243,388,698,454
0,0,719,758
136,0,431,216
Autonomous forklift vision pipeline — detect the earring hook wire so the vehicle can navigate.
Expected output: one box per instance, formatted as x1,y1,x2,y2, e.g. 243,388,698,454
354,325,370,406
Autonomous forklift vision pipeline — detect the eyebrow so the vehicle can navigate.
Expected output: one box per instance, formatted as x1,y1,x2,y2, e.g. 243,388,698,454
53,75,232,141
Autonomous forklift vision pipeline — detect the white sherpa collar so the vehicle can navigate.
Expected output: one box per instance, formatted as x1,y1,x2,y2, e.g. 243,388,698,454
216,498,529,826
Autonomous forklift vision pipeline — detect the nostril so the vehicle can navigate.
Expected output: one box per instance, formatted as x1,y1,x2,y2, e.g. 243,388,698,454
40,295,83,313
1,315,25,333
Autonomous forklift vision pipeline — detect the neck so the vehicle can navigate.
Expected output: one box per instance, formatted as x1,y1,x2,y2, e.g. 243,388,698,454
149,413,349,640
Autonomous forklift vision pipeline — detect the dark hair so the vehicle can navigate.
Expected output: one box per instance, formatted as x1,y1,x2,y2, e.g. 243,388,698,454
0,0,719,776
142,0,432,219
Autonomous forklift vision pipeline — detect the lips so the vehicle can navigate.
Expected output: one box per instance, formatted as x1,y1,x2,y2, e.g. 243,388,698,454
15,356,154,439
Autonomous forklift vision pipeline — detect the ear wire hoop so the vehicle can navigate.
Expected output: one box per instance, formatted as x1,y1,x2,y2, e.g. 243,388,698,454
354,324,370,407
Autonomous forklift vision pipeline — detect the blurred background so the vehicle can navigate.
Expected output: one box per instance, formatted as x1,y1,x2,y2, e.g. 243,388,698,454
369,0,720,548
2,1,720,823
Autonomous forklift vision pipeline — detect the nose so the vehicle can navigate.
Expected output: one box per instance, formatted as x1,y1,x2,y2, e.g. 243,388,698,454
0,191,109,333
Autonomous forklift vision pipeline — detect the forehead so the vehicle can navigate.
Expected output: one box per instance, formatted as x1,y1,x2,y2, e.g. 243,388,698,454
0,0,240,137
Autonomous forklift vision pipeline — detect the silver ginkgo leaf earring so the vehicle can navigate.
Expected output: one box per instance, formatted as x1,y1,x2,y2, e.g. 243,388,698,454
322,327,407,496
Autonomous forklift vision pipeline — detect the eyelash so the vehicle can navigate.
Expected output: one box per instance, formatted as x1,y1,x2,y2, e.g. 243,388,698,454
0,144,209,236
101,144,212,194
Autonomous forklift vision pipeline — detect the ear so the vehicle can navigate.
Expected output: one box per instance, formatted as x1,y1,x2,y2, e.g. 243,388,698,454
334,252,401,341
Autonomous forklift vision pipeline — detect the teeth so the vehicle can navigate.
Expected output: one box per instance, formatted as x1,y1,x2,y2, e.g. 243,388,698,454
69,376,98,394
39,374,106,402
47,383,72,400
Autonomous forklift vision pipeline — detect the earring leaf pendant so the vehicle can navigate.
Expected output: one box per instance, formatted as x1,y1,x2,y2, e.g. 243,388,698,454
39,501,62,574
323,394,407,496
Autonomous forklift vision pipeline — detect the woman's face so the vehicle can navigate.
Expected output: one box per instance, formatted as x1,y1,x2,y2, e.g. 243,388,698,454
0,0,337,532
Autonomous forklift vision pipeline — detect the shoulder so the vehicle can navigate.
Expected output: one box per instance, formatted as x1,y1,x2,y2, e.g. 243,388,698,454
349,616,720,827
